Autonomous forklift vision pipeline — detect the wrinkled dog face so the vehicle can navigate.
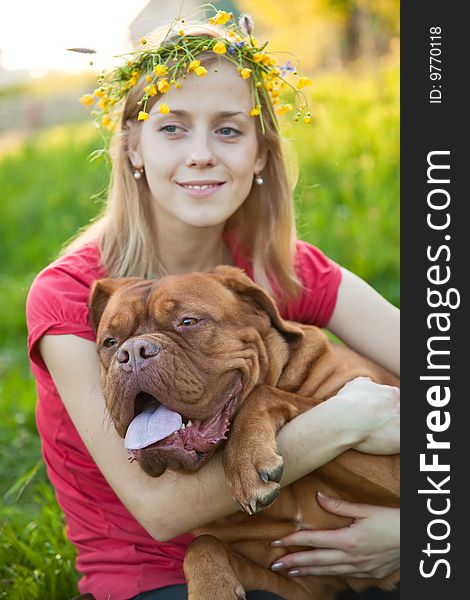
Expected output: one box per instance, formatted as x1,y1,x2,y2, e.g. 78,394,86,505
89,267,299,477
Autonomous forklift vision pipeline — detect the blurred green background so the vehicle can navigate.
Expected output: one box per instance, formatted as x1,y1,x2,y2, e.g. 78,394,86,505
0,1,399,597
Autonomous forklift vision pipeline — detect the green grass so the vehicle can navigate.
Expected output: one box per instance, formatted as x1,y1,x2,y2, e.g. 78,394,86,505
0,64,399,598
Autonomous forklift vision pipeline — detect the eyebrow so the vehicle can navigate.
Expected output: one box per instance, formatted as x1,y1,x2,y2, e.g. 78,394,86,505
166,110,248,119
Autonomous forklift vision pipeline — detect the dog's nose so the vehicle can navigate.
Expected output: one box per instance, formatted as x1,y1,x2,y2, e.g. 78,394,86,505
116,339,161,372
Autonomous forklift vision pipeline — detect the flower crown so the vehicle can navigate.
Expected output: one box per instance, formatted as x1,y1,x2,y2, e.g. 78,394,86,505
78,6,312,140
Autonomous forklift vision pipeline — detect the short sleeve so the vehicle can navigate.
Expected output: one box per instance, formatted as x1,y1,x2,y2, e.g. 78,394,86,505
26,244,104,375
282,241,342,326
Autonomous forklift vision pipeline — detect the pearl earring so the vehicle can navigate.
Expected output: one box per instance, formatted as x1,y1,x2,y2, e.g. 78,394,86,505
133,168,144,180
254,174,264,185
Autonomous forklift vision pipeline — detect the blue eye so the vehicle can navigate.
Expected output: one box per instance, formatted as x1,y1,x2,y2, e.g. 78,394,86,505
217,127,241,137
160,124,182,134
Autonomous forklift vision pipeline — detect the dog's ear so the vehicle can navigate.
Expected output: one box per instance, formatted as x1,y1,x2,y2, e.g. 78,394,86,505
88,277,140,332
211,266,304,341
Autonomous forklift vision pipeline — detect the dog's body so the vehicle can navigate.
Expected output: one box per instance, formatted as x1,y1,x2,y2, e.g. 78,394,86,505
89,266,400,600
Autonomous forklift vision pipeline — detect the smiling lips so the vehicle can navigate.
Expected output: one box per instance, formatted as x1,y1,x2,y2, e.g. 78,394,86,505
177,180,225,197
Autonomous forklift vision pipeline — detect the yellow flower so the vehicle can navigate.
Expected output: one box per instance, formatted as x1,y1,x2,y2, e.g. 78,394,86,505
271,90,280,99
277,104,293,115
212,41,227,55
140,37,147,45
195,65,208,77
138,111,149,121
79,93,94,107
175,82,182,89
157,79,170,93
297,77,313,89
153,65,168,77
101,114,112,129
159,103,170,114
98,97,109,110
250,107,260,117
209,10,231,25
255,81,262,88
263,80,273,91
145,75,152,83
303,116,312,124
131,70,140,77
187,60,201,73
252,53,264,63
240,68,252,79
93,88,105,97
178,30,184,36
148,85,157,97
128,76,138,87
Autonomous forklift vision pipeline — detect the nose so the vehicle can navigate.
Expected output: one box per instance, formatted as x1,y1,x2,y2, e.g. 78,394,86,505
116,338,161,372
185,130,216,168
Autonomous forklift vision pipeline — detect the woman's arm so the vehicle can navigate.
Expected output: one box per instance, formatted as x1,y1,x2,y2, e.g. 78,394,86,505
327,267,400,377
39,334,399,542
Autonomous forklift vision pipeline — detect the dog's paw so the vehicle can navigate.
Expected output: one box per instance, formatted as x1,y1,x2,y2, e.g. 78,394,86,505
223,443,284,515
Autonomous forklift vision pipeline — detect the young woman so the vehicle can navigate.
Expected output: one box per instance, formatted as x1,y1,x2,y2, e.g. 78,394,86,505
26,14,400,600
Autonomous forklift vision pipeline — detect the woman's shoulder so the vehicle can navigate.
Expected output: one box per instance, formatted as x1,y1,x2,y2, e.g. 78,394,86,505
29,241,105,297
292,239,341,283
283,239,343,326
26,241,105,338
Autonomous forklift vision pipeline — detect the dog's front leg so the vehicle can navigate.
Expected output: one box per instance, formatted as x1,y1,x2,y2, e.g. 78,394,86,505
184,534,313,600
222,385,314,515
184,535,246,600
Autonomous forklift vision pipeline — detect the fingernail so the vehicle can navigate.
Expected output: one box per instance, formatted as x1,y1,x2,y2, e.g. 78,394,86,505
271,540,284,547
316,490,327,500
271,562,285,571
288,569,300,576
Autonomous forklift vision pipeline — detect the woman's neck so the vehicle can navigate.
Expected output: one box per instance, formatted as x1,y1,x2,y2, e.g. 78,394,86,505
155,219,232,275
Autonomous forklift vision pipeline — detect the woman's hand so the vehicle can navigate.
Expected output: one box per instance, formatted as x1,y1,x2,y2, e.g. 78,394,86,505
270,492,400,579
336,377,400,455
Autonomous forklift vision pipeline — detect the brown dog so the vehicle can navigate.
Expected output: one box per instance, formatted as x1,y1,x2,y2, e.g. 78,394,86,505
89,266,400,600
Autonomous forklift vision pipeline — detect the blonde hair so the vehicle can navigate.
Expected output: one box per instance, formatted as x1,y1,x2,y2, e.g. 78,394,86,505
71,23,302,301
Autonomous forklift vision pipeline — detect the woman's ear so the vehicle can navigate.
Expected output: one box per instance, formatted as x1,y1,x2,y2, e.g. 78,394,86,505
125,119,144,169
254,147,268,176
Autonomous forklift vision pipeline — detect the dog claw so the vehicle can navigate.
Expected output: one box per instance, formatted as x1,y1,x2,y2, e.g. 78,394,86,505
269,462,284,483
238,485,280,516
259,462,284,484
259,486,280,507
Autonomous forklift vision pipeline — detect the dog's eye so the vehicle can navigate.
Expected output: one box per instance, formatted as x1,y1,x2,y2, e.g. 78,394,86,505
180,318,199,327
103,337,117,348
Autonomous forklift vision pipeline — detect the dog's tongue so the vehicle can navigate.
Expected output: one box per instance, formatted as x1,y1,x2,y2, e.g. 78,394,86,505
125,405,183,450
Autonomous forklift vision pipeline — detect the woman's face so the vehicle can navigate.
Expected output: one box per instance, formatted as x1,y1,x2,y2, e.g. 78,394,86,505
128,60,266,230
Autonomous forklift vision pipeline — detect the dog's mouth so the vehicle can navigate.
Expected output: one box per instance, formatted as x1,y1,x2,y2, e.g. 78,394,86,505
124,376,243,464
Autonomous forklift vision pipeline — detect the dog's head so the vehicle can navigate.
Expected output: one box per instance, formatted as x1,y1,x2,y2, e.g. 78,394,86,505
89,266,303,477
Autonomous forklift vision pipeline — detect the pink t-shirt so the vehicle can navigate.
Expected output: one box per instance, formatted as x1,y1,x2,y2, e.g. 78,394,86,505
26,240,341,600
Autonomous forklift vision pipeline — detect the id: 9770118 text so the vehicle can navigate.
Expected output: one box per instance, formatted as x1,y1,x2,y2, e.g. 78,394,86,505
429,26,442,104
